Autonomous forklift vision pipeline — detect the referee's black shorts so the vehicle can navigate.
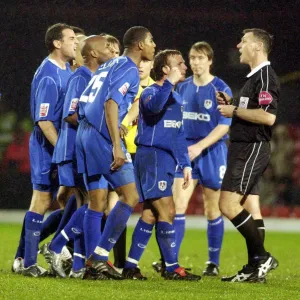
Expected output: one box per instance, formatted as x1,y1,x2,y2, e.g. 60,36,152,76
221,141,271,195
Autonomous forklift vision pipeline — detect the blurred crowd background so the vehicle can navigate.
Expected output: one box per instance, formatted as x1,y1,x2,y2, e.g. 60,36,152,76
0,1,299,216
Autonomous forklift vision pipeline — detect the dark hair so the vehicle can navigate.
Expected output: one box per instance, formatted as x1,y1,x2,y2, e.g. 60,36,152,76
189,41,214,61
243,28,273,54
71,26,85,35
45,23,73,53
123,26,150,49
99,33,121,51
153,49,182,81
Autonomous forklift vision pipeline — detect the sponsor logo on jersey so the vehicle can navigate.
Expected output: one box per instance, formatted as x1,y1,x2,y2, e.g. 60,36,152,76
239,97,249,108
164,120,182,128
118,82,130,96
258,91,273,105
69,98,79,112
183,111,210,122
39,103,50,117
204,99,212,109
158,180,167,191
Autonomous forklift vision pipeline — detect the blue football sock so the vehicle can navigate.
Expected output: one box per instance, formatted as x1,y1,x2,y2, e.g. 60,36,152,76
40,209,63,242
156,221,179,272
207,216,224,266
173,214,185,261
84,209,103,257
50,204,87,254
15,216,26,259
24,211,44,268
124,218,154,269
53,194,77,239
94,201,133,261
73,234,86,271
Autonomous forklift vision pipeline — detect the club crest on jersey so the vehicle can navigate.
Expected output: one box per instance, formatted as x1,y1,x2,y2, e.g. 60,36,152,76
204,99,212,109
39,103,49,117
69,98,79,111
259,91,273,105
158,181,167,191
118,82,130,96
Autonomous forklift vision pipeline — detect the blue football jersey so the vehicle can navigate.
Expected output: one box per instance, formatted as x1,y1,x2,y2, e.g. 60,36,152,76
135,80,190,169
53,66,93,164
30,58,72,130
176,76,232,142
78,56,139,141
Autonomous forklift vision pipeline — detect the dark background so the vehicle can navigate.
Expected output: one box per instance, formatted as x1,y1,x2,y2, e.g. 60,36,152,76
0,0,299,210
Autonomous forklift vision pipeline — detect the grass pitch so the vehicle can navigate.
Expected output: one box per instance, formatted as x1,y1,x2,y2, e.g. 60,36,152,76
0,223,299,300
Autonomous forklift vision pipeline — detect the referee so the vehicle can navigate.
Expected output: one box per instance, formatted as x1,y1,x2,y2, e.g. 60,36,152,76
216,28,279,283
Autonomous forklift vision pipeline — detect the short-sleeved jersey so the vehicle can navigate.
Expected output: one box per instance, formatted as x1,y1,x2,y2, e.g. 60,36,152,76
53,66,93,164
30,57,72,130
78,56,139,142
230,62,280,142
176,76,232,142
122,77,155,153
135,80,190,169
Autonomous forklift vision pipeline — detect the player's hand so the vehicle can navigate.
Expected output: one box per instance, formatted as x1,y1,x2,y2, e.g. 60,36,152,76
217,105,236,118
166,66,182,85
111,144,126,171
119,124,128,139
182,167,192,190
188,144,203,161
216,91,232,105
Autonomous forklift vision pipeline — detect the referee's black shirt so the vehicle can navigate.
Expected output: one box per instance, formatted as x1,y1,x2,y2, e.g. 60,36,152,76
230,61,280,143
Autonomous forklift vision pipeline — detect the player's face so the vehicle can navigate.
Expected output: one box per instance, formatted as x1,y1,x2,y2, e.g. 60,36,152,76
141,32,156,61
237,32,257,64
109,42,120,58
60,29,78,60
95,38,114,64
189,49,212,77
167,54,187,82
73,35,87,68
139,60,153,80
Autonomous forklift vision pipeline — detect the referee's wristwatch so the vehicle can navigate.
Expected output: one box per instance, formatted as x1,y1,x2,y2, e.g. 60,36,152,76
233,106,238,117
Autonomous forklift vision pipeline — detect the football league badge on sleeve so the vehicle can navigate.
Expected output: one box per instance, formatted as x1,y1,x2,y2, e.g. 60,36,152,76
158,181,167,191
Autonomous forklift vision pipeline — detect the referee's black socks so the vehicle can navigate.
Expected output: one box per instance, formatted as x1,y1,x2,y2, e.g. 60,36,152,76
230,209,267,263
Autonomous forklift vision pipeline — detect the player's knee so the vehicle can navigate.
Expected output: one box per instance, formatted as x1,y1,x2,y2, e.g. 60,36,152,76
122,189,139,208
56,192,68,208
219,197,229,216
141,210,156,225
169,207,176,222
175,199,188,214
205,206,221,220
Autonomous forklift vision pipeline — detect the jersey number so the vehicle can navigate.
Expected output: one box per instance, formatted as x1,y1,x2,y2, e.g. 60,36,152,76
219,165,226,180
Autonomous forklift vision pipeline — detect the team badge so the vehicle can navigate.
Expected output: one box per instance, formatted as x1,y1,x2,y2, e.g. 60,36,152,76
69,98,79,111
204,99,212,109
118,82,130,96
239,97,249,108
158,181,167,191
39,103,49,117
259,91,273,105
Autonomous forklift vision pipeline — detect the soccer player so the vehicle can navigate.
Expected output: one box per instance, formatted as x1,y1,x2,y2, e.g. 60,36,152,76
217,28,279,282
76,26,156,280
16,23,78,277
122,49,201,281
171,42,232,276
44,35,114,278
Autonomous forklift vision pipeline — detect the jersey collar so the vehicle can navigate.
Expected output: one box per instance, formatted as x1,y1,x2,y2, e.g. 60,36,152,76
246,61,271,78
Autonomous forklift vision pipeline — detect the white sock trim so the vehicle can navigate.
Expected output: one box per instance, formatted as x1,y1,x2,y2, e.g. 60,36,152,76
94,246,109,257
235,214,251,229
126,257,138,265
61,230,69,241
165,262,178,267
74,253,86,259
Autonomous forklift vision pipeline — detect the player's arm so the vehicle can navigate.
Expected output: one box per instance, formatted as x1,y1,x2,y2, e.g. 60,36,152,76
232,107,276,125
188,124,230,161
64,113,78,127
38,121,58,146
122,100,139,127
105,99,125,170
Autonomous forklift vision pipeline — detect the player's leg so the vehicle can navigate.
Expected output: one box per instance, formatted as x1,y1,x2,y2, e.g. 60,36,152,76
202,187,223,276
123,206,155,280
69,234,86,279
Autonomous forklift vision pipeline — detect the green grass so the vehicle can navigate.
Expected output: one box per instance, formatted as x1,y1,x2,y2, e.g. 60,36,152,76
0,224,299,300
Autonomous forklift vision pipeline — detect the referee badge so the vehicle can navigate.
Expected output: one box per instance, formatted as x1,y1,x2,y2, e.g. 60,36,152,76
204,99,212,109
158,181,167,191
